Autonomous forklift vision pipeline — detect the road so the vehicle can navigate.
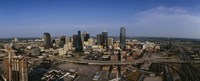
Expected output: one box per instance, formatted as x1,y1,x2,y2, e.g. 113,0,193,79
59,57,200,65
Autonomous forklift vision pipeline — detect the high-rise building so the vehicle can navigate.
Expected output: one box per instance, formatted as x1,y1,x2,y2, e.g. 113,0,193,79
44,32,52,49
75,31,83,52
52,39,56,44
3,56,28,81
64,42,72,52
65,37,71,44
101,31,108,48
82,31,90,41
72,34,78,47
54,39,60,47
60,36,66,48
81,34,84,46
108,37,114,47
120,27,126,50
85,33,90,41
97,34,102,45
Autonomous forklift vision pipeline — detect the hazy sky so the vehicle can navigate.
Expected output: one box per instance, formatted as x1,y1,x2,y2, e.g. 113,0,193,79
1,0,200,38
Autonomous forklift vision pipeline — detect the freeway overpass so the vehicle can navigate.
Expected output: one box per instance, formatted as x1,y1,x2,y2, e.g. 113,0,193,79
62,57,200,65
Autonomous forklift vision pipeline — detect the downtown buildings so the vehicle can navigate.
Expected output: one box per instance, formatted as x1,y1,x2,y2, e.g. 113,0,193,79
42,27,126,52
0,27,166,81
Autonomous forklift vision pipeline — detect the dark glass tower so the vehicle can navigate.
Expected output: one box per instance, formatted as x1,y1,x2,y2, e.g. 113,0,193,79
44,32,52,49
83,31,90,41
75,31,83,52
101,32,108,48
72,34,78,47
97,34,102,45
60,36,66,48
84,33,90,41
120,27,126,50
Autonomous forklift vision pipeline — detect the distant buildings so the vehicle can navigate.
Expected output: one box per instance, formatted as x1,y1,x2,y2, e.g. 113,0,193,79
14,38,19,42
3,56,28,81
41,28,127,52
120,27,126,50
44,32,52,49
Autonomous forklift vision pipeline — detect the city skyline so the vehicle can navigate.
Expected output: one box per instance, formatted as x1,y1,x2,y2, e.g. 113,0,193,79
1,0,200,39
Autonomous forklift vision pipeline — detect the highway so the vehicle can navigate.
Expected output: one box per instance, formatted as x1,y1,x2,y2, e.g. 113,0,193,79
60,57,200,65
172,45,200,81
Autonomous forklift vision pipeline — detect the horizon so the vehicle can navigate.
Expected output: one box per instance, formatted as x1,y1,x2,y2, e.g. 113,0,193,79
0,35,200,40
1,0,200,39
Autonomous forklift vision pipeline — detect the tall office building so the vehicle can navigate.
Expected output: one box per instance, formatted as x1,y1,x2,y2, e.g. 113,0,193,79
44,32,52,49
85,33,90,41
65,37,71,44
81,34,84,46
60,36,66,48
72,34,78,47
75,31,83,52
101,31,108,48
82,31,90,41
97,34,102,45
120,27,126,50
3,56,28,81
108,37,114,47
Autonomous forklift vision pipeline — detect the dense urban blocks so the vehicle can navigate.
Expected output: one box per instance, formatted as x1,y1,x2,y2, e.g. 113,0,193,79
1,27,200,81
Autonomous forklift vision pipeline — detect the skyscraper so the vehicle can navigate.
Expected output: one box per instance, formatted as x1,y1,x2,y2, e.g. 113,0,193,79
60,36,66,48
75,31,83,52
44,32,52,49
120,27,126,50
82,31,90,41
85,33,90,41
101,31,108,48
72,34,78,47
3,56,28,81
65,37,71,44
108,37,114,47
97,34,102,45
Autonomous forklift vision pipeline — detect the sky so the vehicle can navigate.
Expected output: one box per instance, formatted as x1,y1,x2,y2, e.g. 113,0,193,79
1,0,200,39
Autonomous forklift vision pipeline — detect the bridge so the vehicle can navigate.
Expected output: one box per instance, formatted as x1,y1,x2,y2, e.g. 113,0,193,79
61,57,200,65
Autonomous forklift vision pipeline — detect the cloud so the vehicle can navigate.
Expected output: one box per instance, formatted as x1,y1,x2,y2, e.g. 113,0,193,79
1,6,200,39
129,6,200,39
